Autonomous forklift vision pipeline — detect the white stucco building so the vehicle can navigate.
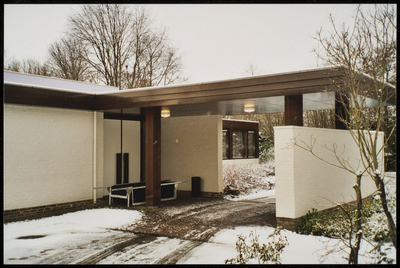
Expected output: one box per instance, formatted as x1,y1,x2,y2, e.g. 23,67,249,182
3,67,393,227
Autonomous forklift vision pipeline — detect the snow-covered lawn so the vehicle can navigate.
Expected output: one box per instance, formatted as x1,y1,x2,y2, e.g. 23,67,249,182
3,209,142,264
179,225,396,264
3,172,396,265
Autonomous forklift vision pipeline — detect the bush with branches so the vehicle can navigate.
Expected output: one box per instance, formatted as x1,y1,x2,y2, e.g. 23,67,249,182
223,163,275,196
225,228,289,265
296,189,396,264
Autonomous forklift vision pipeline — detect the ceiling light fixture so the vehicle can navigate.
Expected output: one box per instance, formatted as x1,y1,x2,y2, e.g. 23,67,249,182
161,108,170,118
244,103,255,113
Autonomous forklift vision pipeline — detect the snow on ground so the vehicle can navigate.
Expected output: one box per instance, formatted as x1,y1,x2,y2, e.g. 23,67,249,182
3,208,142,264
97,237,194,264
179,226,396,264
225,188,276,201
3,173,396,265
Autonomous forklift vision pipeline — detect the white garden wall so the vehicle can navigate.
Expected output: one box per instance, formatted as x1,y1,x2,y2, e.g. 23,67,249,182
274,126,382,219
4,104,104,210
161,115,223,193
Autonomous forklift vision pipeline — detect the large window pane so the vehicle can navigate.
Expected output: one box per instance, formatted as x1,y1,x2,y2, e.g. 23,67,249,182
233,130,244,158
248,131,255,157
222,130,229,159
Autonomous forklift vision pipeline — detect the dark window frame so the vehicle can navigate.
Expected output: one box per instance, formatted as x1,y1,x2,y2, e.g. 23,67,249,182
222,120,259,160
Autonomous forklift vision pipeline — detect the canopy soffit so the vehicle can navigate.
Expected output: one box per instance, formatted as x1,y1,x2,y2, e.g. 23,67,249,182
4,66,395,117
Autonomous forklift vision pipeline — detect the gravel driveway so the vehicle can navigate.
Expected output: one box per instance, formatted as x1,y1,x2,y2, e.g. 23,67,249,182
79,195,277,264
127,195,277,241
6,195,277,264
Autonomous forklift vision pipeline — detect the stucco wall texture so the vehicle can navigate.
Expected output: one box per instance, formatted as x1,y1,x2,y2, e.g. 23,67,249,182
4,104,104,210
274,126,383,219
161,115,223,193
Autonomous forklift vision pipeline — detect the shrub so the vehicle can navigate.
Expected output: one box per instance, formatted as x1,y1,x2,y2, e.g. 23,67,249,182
225,228,289,264
259,139,275,163
362,195,395,243
223,163,275,196
296,195,395,243
296,208,350,238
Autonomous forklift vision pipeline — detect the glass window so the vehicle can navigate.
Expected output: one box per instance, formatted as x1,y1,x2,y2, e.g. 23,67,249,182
232,130,244,158
222,130,229,159
248,131,255,157
223,120,259,160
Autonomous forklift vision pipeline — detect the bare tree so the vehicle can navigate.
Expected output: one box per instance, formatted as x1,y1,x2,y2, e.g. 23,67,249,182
244,63,259,76
304,110,335,129
5,58,52,77
48,36,95,82
67,4,183,89
4,58,22,72
314,4,396,255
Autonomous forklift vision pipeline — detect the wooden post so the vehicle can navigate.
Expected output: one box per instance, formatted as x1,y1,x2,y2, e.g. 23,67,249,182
143,107,161,206
284,95,303,126
335,92,349,130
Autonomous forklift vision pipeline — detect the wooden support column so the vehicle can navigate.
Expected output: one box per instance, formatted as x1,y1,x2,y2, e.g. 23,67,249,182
285,95,303,126
143,107,161,206
335,92,350,130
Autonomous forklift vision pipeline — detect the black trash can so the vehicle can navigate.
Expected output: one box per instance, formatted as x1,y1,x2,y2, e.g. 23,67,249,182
191,176,201,197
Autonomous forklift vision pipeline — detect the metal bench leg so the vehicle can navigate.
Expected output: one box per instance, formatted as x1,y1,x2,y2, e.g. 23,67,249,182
174,184,178,199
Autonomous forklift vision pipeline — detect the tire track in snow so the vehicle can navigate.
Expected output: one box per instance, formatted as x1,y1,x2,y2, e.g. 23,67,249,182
154,240,203,264
75,235,157,264
93,235,202,264
36,232,134,264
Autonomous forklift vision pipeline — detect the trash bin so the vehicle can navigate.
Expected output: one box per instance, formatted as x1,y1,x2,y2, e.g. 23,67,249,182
191,176,201,197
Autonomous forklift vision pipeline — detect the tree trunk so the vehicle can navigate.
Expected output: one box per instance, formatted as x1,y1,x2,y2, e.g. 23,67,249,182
376,175,397,249
349,175,363,264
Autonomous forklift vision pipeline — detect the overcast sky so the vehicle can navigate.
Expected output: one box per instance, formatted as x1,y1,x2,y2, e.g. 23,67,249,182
4,4,370,83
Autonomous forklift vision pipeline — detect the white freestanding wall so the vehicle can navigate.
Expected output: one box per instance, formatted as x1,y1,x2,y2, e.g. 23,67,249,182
4,104,104,210
161,115,223,193
274,126,383,219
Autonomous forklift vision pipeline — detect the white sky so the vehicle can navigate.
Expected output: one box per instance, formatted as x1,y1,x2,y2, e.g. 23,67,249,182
4,4,371,83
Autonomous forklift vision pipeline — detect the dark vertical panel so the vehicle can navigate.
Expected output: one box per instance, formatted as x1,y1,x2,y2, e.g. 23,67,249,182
335,91,350,130
228,127,233,159
116,153,122,184
123,153,129,183
140,119,145,182
244,130,248,158
144,106,161,206
285,95,303,126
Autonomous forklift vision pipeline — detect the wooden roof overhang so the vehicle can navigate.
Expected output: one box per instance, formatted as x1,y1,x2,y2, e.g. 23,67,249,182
4,83,98,110
95,66,345,110
4,66,396,117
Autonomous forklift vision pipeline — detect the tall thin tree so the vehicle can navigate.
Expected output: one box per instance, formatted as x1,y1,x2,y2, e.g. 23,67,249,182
314,4,396,253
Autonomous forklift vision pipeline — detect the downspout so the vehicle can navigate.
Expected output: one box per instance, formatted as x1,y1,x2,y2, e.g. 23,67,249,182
93,111,97,203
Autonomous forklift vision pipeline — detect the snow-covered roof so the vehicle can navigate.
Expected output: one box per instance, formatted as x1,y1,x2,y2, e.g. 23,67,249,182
4,71,119,94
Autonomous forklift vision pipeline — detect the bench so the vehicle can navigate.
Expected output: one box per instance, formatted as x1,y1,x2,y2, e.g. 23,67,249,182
107,180,182,207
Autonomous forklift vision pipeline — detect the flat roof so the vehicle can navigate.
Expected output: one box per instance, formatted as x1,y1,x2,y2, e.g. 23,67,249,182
4,71,118,94
4,66,396,115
